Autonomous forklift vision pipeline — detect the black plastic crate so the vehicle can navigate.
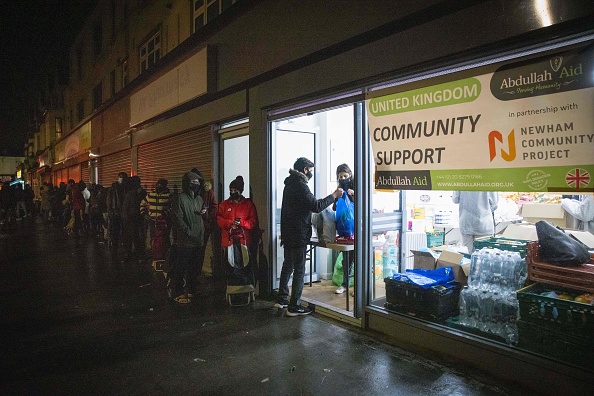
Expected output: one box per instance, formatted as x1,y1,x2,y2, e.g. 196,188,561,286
517,319,594,370
517,283,594,339
384,278,461,321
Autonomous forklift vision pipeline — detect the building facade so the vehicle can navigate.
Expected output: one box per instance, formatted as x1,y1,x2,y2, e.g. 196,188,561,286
28,0,594,393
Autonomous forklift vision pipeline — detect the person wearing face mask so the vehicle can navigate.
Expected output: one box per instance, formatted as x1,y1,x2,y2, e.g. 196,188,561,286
276,157,343,316
106,172,128,254
216,176,259,278
190,168,220,280
141,179,172,250
170,172,206,304
332,163,355,295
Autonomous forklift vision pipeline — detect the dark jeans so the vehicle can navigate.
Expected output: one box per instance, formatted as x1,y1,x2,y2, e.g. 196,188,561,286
123,218,144,258
278,245,307,308
196,228,211,276
109,215,122,249
341,251,354,288
174,245,200,297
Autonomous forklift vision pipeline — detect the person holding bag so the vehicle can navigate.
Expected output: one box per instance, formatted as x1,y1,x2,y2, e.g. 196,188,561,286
217,176,259,283
277,157,343,316
333,163,355,294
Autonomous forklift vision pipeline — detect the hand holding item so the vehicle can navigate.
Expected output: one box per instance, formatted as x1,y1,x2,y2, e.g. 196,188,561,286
232,217,241,228
332,187,344,199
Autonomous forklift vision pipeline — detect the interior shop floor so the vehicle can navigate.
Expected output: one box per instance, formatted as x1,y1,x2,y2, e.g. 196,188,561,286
300,278,387,313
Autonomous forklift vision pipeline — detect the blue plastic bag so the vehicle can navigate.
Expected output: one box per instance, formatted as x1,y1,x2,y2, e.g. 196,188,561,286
335,191,354,237
404,266,454,289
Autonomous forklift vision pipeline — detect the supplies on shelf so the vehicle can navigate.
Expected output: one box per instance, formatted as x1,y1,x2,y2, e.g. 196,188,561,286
456,248,527,345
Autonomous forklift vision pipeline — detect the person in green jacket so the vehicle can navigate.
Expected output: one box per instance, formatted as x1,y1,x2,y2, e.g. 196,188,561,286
171,172,206,304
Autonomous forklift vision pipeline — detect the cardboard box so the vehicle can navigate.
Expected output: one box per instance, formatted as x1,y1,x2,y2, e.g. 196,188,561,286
521,203,566,227
500,223,538,241
411,249,469,285
435,250,468,286
411,249,438,270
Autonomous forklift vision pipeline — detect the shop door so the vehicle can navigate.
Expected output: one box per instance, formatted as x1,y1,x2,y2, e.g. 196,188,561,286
137,126,212,193
98,150,132,186
219,122,249,199
272,126,316,288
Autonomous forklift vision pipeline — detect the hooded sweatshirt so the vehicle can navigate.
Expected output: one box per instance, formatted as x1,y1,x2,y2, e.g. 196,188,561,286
171,172,205,248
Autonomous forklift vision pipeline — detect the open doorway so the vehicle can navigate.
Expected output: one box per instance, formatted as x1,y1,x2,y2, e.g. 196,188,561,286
271,105,357,315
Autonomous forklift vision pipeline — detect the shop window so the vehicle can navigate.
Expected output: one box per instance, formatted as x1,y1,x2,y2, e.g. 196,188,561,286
140,31,161,73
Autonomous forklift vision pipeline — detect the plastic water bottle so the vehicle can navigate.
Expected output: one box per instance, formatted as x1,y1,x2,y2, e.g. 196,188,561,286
514,256,528,290
465,289,479,329
500,253,515,295
468,250,482,289
478,250,492,291
478,290,493,333
458,287,469,325
490,253,503,293
491,292,504,336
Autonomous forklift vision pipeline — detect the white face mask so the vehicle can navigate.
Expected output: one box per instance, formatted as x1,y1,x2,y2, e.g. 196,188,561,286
117,178,123,184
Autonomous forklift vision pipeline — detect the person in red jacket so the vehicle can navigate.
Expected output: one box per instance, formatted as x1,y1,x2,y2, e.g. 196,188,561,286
217,176,258,272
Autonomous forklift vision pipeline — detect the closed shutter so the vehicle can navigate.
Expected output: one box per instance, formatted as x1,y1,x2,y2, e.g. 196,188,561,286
98,149,132,186
137,127,212,193
68,165,81,183
81,161,90,185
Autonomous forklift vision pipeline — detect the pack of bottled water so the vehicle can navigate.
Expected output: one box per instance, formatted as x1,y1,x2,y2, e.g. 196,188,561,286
457,247,527,345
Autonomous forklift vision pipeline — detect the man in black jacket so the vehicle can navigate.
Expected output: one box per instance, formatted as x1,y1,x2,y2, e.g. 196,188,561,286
277,157,343,316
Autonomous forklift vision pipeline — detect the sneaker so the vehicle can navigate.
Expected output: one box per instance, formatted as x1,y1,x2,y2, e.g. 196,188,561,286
286,305,313,316
274,298,289,309
335,286,346,294
174,295,191,304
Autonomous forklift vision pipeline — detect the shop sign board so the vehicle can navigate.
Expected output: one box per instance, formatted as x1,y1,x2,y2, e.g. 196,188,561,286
366,44,594,192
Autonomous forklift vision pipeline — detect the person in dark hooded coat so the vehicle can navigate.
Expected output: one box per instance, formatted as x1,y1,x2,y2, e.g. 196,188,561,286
276,157,343,316
170,172,206,304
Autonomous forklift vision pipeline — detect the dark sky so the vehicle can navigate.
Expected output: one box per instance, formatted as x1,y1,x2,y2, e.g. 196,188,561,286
0,1,96,156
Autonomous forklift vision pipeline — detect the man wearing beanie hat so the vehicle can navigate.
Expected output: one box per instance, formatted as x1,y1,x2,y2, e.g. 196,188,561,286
277,157,344,316
170,172,206,304
217,176,259,282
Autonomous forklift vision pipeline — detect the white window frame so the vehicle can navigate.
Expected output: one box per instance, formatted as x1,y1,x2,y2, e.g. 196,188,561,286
140,31,161,73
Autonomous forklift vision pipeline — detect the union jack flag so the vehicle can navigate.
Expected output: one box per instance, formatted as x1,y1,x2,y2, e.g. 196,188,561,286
565,168,590,189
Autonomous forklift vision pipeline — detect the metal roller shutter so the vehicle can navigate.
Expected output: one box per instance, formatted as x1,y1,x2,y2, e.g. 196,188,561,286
98,150,132,187
81,161,90,185
68,164,81,183
137,127,212,193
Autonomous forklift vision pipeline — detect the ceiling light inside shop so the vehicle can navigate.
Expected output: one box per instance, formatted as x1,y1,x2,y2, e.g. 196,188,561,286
535,0,552,27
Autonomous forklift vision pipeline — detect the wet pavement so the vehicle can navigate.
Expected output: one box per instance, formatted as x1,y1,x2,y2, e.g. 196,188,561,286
0,217,520,395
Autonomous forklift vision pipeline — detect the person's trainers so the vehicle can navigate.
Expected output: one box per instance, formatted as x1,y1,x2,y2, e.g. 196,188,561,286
335,286,346,294
274,298,290,309
286,305,313,316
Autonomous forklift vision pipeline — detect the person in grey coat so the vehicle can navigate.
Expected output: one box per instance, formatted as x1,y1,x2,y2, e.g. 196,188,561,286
171,172,206,304
452,191,499,254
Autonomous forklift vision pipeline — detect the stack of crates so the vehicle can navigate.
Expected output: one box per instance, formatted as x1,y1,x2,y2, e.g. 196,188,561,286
473,237,527,258
516,283,594,369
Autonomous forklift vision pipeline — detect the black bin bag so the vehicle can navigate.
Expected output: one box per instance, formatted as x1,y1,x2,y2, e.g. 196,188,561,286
535,220,590,267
